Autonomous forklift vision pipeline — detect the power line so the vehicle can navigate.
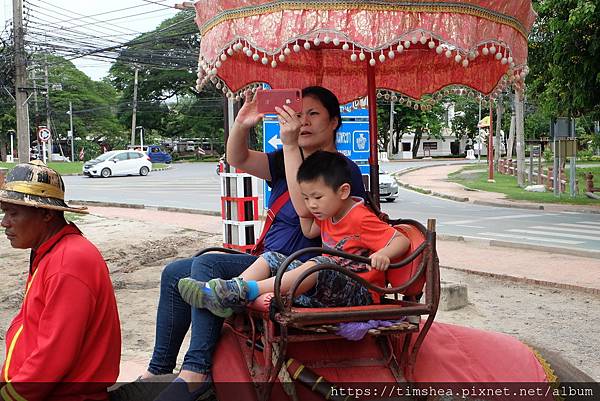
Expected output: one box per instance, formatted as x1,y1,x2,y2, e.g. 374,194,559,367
138,0,178,10
26,0,165,27
22,4,197,71
25,1,141,37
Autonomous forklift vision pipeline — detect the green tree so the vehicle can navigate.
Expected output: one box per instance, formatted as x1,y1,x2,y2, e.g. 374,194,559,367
378,97,445,158
108,10,224,140
0,34,16,160
528,0,600,119
448,95,482,144
32,54,124,159
164,93,225,144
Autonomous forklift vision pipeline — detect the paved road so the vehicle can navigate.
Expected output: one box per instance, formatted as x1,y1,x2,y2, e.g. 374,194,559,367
380,189,600,253
65,163,225,212
64,161,600,253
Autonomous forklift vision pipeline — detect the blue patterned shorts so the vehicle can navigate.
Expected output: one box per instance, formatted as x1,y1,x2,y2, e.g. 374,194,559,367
262,251,373,308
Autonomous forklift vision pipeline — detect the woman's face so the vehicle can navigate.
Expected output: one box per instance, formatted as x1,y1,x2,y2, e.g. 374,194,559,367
298,95,339,153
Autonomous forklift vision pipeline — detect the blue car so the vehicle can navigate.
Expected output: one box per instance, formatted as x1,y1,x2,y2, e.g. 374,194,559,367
146,145,172,164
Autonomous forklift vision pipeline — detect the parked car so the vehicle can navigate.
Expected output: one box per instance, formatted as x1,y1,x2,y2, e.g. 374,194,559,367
379,168,399,202
83,150,152,178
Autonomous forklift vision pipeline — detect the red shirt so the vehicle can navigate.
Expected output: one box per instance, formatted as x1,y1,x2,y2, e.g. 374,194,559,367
1,224,121,401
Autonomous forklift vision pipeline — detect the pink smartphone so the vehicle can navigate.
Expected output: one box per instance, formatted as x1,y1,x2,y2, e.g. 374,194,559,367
255,89,303,114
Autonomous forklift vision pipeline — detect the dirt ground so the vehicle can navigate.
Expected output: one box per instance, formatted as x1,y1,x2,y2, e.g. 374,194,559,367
1,213,599,382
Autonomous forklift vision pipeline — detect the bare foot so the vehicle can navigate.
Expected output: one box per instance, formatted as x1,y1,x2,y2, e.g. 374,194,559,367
178,370,209,392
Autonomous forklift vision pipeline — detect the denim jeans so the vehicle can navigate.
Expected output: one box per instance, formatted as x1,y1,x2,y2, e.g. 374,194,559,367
147,252,258,375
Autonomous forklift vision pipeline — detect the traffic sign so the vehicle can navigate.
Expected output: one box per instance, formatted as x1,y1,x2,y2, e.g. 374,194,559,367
262,97,370,208
38,127,51,142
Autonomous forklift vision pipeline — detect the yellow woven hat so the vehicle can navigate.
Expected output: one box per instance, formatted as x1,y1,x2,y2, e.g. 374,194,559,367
0,160,88,214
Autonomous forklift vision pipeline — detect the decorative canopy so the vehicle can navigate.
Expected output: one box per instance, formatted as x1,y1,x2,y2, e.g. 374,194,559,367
193,0,536,104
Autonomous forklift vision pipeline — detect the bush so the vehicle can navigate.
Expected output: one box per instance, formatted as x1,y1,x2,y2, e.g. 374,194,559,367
577,149,594,162
542,148,553,164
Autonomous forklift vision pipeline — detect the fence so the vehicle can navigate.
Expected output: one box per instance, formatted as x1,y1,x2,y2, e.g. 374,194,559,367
497,159,577,193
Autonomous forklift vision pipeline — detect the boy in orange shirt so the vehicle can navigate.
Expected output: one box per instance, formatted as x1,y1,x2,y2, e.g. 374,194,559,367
178,150,409,316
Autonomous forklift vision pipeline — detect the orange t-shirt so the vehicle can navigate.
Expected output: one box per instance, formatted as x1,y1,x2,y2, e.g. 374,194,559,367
315,198,399,302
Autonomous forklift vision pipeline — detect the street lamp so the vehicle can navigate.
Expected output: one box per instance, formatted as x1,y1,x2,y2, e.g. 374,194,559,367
66,102,74,162
136,126,144,149
7,130,15,162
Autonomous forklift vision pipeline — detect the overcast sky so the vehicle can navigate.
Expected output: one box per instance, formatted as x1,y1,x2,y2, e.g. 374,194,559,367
1,0,180,80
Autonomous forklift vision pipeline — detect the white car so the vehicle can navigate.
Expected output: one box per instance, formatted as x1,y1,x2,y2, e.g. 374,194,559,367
83,150,152,178
379,168,399,202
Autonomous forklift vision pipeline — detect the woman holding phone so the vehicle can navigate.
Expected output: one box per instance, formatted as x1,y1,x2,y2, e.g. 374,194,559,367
142,86,367,401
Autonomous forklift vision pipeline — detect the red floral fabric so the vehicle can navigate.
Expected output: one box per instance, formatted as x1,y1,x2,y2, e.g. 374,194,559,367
193,1,536,102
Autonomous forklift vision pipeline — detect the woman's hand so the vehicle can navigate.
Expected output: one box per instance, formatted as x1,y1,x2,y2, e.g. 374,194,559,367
275,105,302,147
234,90,264,130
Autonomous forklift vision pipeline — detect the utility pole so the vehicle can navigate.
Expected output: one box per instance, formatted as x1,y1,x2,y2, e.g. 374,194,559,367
388,100,395,158
477,96,481,162
32,71,40,123
595,121,600,156
487,101,495,182
69,101,74,162
515,91,525,187
495,94,503,170
130,67,139,146
13,0,30,162
32,69,40,156
44,57,52,161
507,91,516,159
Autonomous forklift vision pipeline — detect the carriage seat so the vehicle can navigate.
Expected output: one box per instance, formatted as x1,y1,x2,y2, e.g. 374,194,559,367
245,221,436,334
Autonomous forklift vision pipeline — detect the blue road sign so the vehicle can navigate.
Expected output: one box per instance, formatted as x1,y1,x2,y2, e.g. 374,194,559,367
263,97,370,208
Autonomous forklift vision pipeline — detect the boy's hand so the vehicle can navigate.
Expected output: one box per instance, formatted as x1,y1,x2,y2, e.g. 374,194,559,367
370,252,391,271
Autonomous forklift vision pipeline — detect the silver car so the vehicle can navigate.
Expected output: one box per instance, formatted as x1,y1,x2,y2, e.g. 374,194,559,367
379,168,399,202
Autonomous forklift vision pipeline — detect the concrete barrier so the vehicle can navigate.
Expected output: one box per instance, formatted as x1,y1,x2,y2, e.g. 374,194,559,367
440,281,469,311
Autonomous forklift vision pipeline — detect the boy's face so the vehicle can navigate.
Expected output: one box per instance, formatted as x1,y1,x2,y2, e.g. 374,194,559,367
299,177,351,220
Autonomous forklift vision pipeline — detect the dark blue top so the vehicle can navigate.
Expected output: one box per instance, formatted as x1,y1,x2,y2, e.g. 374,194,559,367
263,149,367,261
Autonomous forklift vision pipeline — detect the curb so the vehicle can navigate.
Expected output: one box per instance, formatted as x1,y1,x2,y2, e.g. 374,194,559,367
393,162,473,178
68,200,222,217
438,233,600,259
471,200,544,210
396,179,471,203
441,265,600,296
437,233,600,259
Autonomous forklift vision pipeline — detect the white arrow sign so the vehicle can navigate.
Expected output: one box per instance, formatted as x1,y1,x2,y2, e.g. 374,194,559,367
268,135,282,149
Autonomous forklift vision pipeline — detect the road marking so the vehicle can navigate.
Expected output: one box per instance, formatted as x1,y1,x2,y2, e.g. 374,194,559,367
507,229,600,241
530,225,600,235
575,221,600,227
555,223,599,229
445,213,546,225
478,232,583,245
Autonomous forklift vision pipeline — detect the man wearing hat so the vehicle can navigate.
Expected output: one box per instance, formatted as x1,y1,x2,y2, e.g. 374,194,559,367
0,161,121,401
